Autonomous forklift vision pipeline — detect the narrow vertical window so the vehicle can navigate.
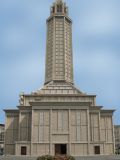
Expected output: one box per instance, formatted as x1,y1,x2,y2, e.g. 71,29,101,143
57,5,62,13
58,111,63,131
53,6,55,13
59,5,62,12
40,112,44,125
57,5,60,12
39,112,44,141
76,111,81,141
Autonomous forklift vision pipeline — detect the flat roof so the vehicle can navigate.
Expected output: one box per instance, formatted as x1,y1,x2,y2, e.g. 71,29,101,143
4,109,19,113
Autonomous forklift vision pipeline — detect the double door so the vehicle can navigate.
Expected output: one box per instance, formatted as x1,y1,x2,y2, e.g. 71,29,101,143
55,144,67,155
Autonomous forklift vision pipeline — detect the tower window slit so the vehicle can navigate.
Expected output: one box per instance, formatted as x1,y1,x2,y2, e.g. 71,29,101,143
57,5,62,13
53,6,55,13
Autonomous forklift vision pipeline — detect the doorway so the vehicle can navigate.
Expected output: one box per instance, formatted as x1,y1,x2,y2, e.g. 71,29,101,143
55,144,67,155
21,146,27,155
94,146,100,154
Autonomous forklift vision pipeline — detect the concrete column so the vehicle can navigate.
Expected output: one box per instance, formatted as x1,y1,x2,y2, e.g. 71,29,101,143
4,114,7,155
27,112,29,142
68,109,71,154
50,109,53,155
98,112,101,141
103,142,105,154
18,111,21,141
63,17,66,79
30,109,34,155
52,17,56,80
87,109,90,154
112,117,115,154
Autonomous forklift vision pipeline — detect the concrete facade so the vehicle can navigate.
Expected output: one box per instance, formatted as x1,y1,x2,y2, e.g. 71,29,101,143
4,0,115,156
114,125,120,153
0,124,5,155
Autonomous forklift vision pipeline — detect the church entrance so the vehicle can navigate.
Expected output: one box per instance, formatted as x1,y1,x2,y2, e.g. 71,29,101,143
55,144,67,155
21,146,27,155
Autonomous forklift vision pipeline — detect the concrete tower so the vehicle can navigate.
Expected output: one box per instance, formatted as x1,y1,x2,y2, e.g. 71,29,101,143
45,0,73,84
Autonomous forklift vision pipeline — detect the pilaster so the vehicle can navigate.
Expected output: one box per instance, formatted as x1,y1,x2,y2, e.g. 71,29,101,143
50,109,53,155
87,109,90,154
68,109,71,154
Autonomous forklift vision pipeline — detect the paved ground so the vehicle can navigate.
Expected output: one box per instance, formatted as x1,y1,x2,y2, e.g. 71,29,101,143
0,155,120,160
0,156,36,160
75,155,120,160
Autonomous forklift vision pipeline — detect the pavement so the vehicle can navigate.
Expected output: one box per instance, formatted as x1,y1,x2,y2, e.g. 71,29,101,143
75,155,120,160
0,156,36,160
0,155,120,160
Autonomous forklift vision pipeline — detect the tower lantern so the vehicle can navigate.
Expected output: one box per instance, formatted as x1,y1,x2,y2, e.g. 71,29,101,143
51,0,68,15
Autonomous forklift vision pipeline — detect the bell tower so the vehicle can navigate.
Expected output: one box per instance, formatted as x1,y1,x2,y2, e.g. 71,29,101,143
45,0,73,84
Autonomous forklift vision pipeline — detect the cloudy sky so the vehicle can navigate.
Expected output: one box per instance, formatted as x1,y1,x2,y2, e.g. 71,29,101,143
0,0,120,124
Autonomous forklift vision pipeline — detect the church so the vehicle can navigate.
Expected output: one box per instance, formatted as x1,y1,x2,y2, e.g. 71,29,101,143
4,0,115,156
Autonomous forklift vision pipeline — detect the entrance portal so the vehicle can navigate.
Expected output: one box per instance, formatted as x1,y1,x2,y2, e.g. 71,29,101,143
21,146,27,155
55,144,67,155
94,146,100,154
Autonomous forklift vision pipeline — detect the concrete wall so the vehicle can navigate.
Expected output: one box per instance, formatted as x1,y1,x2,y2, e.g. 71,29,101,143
5,112,19,155
4,106,114,156
19,111,31,141
15,143,31,155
